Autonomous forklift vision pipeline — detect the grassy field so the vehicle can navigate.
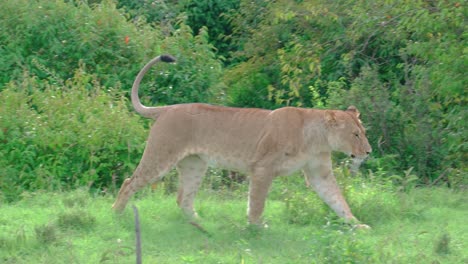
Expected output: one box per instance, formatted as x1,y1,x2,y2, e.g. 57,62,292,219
0,176,466,264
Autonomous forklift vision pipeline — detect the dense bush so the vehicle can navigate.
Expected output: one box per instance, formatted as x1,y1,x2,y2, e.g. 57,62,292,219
0,0,224,104
0,0,148,88
0,71,147,202
117,0,240,62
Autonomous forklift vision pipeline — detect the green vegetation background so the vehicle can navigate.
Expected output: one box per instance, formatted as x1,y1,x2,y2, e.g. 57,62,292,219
0,0,466,262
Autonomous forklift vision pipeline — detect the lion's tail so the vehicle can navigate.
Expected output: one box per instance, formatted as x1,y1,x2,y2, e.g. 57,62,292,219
131,54,176,119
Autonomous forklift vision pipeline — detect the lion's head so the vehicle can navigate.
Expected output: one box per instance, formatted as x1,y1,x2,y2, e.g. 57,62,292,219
326,106,372,161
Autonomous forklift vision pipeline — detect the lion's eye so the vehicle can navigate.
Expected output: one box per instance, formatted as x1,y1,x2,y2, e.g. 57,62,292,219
354,133,360,138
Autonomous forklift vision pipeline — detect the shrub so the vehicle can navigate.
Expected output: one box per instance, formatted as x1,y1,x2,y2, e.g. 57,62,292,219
0,0,163,89
0,70,147,201
0,0,224,105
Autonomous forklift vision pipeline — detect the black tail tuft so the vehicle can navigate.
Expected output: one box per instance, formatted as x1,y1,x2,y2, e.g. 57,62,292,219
160,54,176,63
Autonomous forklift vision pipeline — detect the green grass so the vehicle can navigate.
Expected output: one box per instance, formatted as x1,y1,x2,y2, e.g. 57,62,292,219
0,179,467,263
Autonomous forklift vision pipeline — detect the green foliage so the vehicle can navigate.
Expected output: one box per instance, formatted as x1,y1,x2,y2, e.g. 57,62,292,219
146,23,225,105
116,0,178,25
224,65,278,108
0,0,224,105
0,0,147,88
0,70,147,201
388,168,419,193
180,0,240,61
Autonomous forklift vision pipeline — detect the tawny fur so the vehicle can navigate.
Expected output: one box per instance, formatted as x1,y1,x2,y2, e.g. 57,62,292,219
112,55,372,227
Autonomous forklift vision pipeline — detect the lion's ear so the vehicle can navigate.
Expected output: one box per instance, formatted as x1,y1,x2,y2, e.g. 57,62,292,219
346,105,360,119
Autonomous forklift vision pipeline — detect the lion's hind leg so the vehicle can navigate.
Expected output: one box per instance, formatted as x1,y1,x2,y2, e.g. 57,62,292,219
176,155,207,219
112,164,168,212
112,153,176,213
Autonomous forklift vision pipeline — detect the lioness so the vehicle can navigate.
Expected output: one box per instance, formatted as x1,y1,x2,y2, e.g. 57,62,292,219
113,55,372,228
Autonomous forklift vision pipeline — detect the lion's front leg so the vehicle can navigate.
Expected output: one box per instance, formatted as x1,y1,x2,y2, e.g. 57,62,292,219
303,156,367,227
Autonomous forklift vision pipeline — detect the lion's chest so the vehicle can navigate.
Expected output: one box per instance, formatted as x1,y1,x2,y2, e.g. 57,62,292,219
274,152,310,176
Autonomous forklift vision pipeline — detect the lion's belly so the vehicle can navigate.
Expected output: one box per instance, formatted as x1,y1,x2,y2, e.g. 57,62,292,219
198,150,309,177
199,154,250,173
